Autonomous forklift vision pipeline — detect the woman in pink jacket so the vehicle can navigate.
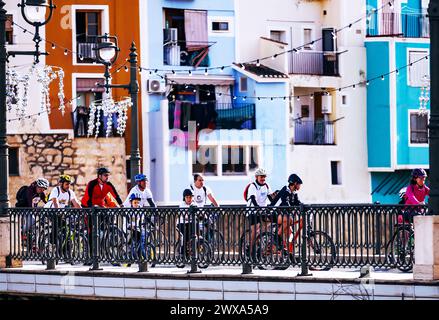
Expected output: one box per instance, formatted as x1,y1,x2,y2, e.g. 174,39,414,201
399,168,429,223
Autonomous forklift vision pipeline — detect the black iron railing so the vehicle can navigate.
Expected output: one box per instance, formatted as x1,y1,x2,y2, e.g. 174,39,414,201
294,120,335,145
8,205,427,273
366,12,430,38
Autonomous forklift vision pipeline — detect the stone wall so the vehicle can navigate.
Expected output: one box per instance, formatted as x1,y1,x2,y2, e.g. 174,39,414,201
7,134,128,206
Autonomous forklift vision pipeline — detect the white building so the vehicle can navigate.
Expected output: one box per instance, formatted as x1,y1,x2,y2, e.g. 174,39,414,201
235,0,371,203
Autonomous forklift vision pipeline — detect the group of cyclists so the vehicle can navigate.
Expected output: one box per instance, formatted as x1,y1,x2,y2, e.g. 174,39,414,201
16,165,430,267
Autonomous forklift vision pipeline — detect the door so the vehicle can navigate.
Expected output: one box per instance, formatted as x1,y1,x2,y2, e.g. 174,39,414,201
322,28,338,76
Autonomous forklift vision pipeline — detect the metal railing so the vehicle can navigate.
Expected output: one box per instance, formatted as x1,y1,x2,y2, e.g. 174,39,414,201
8,204,427,273
294,120,335,145
77,42,97,63
366,12,430,38
169,102,256,130
289,51,339,76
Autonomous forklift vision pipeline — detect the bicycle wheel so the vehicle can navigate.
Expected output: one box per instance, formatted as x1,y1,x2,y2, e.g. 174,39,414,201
69,233,89,263
196,239,212,269
391,227,414,272
307,231,336,271
103,226,127,262
38,230,58,265
153,228,169,262
256,232,289,270
208,229,225,263
238,231,252,262
174,240,187,268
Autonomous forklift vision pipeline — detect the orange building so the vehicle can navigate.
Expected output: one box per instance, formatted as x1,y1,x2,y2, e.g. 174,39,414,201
45,0,142,167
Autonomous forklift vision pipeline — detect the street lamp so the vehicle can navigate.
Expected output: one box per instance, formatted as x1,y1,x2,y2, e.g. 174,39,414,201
94,34,141,186
8,0,56,64
0,0,56,214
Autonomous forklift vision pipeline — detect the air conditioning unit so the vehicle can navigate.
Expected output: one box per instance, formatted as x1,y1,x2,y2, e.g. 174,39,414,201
164,28,178,43
147,79,166,93
322,95,332,114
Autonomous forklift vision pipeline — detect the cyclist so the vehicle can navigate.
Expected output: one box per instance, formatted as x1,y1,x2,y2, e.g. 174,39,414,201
81,167,123,208
16,178,49,235
400,168,430,223
245,168,276,259
177,189,198,256
44,175,82,209
269,174,303,250
123,174,156,208
16,178,49,208
190,174,219,208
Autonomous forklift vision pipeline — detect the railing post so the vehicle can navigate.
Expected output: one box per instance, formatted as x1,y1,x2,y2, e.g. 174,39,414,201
89,207,102,271
188,206,200,274
298,203,311,276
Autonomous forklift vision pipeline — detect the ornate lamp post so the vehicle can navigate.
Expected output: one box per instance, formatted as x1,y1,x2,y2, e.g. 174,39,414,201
0,0,55,215
428,1,439,215
94,33,141,185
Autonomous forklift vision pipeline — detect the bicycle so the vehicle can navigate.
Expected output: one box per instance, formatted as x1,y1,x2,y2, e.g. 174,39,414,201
126,219,156,264
239,210,336,271
174,217,213,269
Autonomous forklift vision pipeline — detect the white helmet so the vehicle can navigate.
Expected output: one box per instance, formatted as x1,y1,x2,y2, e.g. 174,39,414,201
35,178,49,189
255,168,267,177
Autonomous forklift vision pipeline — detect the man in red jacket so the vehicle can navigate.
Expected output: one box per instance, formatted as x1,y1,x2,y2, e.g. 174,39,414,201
81,167,123,208
82,167,123,266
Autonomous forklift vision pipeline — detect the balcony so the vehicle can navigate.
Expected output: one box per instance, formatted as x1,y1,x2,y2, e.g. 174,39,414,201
289,51,339,76
72,107,121,138
169,102,256,131
77,42,97,63
366,12,429,38
294,120,335,145
163,41,210,68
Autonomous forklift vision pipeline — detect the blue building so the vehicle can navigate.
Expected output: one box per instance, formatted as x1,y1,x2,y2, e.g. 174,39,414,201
366,0,430,203
139,0,290,204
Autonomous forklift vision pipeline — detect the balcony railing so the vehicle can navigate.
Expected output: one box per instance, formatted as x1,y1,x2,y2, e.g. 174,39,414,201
169,102,256,131
72,107,121,138
77,42,97,63
366,12,429,38
289,51,339,76
294,120,335,145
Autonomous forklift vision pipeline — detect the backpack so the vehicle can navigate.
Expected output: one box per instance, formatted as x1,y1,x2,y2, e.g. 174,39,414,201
243,182,256,202
15,186,29,207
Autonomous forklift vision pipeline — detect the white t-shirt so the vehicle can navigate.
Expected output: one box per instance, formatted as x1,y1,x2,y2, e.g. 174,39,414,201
246,182,271,207
44,187,78,208
178,201,196,224
190,184,213,207
123,185,154,208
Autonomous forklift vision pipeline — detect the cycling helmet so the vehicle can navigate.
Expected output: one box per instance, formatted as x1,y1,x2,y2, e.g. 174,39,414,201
183,189,194,198
288,174,303,185
35,178,49,189
97,167,110,175
412,168,427,178
255,168,267,177
59,174,73,184
134,174,148,182
129,193,142,202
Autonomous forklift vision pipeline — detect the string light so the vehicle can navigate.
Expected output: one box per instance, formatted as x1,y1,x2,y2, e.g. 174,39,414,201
124,66,129,72
256,60,261,67
64,49,68,56
204,69,208,76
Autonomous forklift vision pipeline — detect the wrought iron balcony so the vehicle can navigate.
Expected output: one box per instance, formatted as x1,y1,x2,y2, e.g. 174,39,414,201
289,51,339,76
294,120,335,145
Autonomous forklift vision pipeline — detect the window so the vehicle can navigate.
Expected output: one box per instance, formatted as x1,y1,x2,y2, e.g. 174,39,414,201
76,11,101,63
6,15,13,44
410,112,429,144
301,105,310,118
239,77,248,92
9,147,19,176
193,145,259,176
303,28,312,50
212,21,229,32
193,146,218,176
331,161,342,185
270,30,285,43
342,95,347,105
408,50,430,87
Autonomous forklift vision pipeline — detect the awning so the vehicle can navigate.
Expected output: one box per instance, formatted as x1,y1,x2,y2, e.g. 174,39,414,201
371,171,411,196
166,75,235,86
76,78,105,93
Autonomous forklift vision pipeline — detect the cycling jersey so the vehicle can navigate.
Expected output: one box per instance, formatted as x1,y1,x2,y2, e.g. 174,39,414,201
123,185,155,208
246,181,271,207
270,185,301,207
405,184,430,205
81,178,122,208
44,186,78,208
190,184,213,207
